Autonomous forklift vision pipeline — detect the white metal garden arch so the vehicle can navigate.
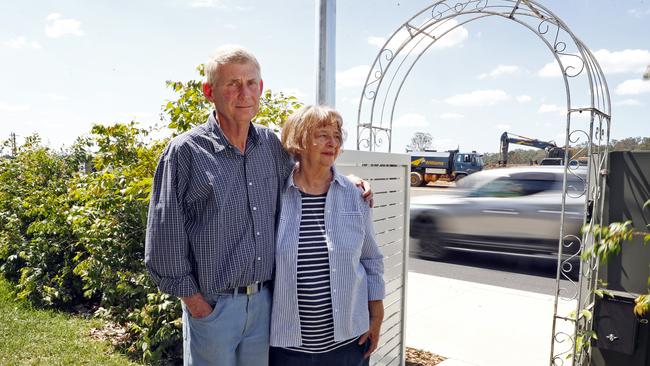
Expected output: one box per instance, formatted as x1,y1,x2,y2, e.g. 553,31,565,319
355,1,612,364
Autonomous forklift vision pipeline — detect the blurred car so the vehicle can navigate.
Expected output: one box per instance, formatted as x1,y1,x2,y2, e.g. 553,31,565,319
409,166,587,262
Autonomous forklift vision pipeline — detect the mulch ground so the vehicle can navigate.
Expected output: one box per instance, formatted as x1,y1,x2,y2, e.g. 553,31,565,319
405,347,446,366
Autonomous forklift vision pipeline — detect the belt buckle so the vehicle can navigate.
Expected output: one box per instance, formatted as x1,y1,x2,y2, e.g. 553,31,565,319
246,282,259,295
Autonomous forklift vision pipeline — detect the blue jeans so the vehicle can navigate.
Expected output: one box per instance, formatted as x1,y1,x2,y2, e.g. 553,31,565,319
268,338,369,366
182,287,271,366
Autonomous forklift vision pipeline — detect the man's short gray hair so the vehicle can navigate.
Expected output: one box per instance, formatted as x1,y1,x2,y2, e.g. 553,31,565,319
205,45,261,86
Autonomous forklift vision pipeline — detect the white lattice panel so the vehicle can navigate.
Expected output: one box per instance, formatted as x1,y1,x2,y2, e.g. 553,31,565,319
336,150,410,366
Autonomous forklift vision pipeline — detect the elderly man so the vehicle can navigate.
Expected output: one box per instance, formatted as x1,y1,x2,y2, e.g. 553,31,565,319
145,46,369,366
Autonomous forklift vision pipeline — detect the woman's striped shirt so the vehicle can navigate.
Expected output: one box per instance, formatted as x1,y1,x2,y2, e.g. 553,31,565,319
288,191,356,353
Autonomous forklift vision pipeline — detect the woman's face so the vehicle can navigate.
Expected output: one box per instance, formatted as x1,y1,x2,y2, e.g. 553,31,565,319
302,123,342,168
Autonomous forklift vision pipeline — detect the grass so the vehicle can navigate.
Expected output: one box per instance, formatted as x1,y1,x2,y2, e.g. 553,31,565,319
0,277,140,366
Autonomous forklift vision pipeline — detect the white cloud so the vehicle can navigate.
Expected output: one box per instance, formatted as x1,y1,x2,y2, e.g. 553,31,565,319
122,112,156,121
336,65,370,89
190,0,222,7
478,65,520,79
394,113,429,127
516,95,532,103
367,36,385,47
440,112,464,120
496,124,511,130
339,96,361,107
537,55,584,78
0,101,30,112
538,61,560,78
431,20,469,49
377,19,468,55
278,88,306,100
539,49,650,77
4,36,41,49
538,104,564,114
614,99,642,106
45,13,84,38
628,8,650,18
615,79,650,95
444,89,510,107
433,138,457,151
593,49,650,74
46,93,68,101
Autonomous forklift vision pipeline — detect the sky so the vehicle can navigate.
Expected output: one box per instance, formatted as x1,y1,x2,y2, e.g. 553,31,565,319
1,0,648,154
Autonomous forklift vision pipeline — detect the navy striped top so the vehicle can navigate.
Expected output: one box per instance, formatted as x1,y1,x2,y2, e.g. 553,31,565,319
289,192,355,353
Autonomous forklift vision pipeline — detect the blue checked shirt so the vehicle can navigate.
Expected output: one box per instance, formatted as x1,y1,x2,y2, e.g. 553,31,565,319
270,166,385,347
145,111,294,297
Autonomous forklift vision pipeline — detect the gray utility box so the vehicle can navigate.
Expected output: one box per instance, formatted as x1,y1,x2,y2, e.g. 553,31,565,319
592,151,650,366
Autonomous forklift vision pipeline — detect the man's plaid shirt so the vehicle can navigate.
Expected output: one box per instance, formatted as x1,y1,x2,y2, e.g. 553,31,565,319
145,112,293,297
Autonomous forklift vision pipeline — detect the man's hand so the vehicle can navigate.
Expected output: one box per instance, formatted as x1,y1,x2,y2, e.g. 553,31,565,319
181,293,212,319
348,174,374,207
358,300,384,358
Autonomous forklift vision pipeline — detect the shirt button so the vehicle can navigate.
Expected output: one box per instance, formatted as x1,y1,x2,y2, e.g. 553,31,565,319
333,289,337,293
257,257,261,261
249,182,253,186
332,268,336,272
253,207,257,211
256,232,260,236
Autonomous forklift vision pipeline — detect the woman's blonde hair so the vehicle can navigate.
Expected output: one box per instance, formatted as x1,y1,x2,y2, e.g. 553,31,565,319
281,105,344,158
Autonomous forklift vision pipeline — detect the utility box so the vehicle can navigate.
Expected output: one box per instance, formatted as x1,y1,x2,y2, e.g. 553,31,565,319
592,151,650,366
592,292,649,365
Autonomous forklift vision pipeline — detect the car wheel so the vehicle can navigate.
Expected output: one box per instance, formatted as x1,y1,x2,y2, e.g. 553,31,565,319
454,173,467,182
410,172,424,187
419,237,448,260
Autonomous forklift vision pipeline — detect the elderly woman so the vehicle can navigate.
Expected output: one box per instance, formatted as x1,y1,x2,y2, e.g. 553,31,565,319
269,105,385,366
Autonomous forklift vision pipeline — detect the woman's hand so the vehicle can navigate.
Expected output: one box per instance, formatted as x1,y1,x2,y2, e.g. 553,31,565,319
358,300,384,358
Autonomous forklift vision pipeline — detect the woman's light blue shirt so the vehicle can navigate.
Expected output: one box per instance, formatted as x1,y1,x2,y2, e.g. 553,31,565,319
270,166,385,347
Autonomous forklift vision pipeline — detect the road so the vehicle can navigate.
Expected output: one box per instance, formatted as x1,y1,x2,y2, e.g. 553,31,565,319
408,252,570,296
407,185,572,296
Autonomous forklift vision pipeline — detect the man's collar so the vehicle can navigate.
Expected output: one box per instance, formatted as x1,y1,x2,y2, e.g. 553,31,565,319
206,111,260,151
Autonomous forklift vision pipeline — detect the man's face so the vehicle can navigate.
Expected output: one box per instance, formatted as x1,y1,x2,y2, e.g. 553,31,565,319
206,62,263,126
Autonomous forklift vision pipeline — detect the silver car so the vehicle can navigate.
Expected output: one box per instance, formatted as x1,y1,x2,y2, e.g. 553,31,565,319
409,166,587,261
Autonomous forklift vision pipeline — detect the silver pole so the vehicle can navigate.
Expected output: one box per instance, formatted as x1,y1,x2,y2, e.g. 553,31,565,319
316,0,335,106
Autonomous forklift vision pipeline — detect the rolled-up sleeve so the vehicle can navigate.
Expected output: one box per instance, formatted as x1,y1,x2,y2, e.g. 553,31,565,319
145,143,198,297
360,201,385,301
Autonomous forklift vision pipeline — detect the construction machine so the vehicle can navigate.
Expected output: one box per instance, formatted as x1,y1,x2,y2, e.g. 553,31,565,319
498,132,565,166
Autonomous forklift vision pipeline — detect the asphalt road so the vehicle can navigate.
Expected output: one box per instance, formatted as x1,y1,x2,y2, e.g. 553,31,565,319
408,251,571,296
407,185,572,296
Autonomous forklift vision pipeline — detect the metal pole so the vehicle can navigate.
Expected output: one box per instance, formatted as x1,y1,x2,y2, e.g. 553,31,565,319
316,0,335,106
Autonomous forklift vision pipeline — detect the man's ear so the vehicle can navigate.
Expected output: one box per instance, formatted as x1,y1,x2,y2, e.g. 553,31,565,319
259,79,264,95
203,82,213,102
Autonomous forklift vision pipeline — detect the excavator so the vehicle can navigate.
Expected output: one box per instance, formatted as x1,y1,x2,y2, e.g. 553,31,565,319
498,132,566,166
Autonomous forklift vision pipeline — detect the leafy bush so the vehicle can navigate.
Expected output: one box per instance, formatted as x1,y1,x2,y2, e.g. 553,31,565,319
0,136,83,308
